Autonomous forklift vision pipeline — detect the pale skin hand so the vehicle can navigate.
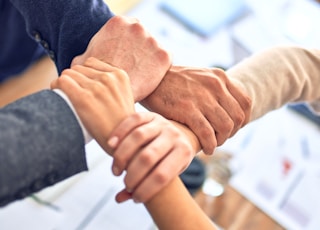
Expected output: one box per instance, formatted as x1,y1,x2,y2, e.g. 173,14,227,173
145,177,218,230
110,112,217,229
71,15,171,102
51,57,135,153
51,57,196,204
108,112,195,203
141,65,252,155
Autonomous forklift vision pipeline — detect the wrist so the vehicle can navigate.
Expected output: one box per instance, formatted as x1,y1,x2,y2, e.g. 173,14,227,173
53,89,92,143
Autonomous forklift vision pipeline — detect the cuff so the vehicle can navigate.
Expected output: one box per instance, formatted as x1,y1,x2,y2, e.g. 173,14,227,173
53,89,92,144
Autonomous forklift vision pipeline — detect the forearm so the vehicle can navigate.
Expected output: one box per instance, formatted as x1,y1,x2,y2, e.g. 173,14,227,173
0,90,87,207
227,46,320,121
145,177,218,230
142,121,215,229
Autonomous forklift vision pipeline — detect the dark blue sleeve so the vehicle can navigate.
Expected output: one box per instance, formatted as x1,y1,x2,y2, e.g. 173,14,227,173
9,0,114,74
0,0,47,81
0,90,87,207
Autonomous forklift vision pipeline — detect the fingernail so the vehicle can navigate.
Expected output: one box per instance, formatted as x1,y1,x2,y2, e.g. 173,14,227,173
108,136,119,148
133,197,141,203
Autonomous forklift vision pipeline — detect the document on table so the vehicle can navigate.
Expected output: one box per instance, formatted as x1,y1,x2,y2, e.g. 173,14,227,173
222,107,320,230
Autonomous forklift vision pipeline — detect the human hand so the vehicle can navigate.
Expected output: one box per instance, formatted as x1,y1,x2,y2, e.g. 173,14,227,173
107,112,194,203
51,57,135,153
141,66,252,155
71,15,171,102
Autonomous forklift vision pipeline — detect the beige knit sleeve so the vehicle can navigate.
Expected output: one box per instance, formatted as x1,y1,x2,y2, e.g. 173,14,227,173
227,46,320,121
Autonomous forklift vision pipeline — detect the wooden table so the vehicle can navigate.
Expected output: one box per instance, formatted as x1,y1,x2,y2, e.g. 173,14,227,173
0,56,57,107
194,186,285,230
194,152,285,230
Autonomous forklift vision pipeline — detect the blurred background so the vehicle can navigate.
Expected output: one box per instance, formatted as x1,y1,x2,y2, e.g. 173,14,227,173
1,0,319,229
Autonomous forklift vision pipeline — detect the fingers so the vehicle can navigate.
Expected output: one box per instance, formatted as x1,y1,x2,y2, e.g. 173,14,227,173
108,112,155,148
226,80,252,129
127,143,192,203
110,112,194,203
115,189,132,203
51,70,88,100
122,126,177,192
81,57,125,74
183,110,217,155
111,118,162,176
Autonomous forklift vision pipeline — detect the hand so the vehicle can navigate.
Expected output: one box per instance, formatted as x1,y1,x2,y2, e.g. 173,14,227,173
141,66,252,155
108,112,194,203
51,57,135,153
71,15,172,102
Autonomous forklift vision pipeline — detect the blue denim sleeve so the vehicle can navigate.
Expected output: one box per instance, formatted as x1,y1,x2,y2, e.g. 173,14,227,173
9,0,114,74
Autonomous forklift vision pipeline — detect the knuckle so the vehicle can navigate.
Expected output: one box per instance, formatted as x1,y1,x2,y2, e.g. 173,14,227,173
139,149,155,166
243,95,253,111
114,69,129,82
132,128,147,140
130,21,144,34
234,111,245,127
212,68,228,81
83,57,97,65
208,78,225,93
154,170,169,185
157,48,171,65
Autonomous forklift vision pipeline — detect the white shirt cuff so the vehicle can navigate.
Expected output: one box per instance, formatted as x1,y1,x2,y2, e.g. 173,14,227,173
53,89,92,144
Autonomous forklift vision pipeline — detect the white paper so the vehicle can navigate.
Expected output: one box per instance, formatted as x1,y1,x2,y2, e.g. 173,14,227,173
226,107,320,230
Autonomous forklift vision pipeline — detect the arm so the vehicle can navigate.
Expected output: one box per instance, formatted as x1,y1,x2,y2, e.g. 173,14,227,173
9,1,171,101
144,177,218,230
110,115,214,229
9,0,113,73
140,66,252,155
0,90,86,207
227,45,320,121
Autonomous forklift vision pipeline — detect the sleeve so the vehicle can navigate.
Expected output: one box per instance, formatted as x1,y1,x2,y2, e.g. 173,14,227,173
227,45,320,121
0,90,87,207
9,0,114,73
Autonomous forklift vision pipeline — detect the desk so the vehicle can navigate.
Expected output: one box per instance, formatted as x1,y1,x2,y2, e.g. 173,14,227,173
0,56,57,107
194,186,284,230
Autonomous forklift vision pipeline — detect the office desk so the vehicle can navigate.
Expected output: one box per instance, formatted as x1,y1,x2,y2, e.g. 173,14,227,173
0,56,57,107
194,185,285,230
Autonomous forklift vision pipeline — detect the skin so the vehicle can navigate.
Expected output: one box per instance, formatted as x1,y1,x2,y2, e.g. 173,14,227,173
71,15,171,102
141,65,252,155
144,177,218,230
52,59,216,229
109,112,196,203
51,58,195,203
60,15,251,202
51,58,135,153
